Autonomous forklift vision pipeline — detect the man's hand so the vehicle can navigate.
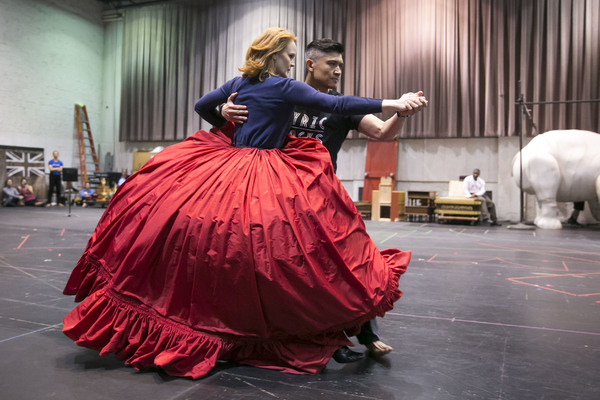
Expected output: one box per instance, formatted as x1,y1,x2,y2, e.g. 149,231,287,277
221,92,248,124
360,91,428,140
396,91,428,117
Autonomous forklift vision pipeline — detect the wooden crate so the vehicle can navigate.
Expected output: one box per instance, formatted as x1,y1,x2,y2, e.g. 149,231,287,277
372,190,406,221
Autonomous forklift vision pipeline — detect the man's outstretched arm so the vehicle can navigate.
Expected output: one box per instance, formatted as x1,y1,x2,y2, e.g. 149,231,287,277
358,91,427,140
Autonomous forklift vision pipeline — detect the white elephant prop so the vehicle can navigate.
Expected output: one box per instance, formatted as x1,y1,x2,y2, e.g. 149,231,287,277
512,129,600,229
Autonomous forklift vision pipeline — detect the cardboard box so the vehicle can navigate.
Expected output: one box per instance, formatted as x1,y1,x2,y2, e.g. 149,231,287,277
378,176,393,203
132,152,158,172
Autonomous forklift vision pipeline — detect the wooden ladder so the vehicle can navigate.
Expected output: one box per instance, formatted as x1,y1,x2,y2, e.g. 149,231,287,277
75,104,100,187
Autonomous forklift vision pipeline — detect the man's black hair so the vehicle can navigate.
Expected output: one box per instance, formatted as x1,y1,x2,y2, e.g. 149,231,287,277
305,38,345,61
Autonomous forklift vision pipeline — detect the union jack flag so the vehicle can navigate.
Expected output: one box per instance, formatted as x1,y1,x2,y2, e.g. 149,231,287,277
6,150,46,177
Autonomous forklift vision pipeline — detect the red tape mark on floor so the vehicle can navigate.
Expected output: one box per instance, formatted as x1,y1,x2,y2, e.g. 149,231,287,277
507,272,600,297
15,235,30,250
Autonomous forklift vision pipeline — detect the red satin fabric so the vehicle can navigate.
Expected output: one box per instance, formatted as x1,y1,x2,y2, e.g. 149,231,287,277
62,129,410,378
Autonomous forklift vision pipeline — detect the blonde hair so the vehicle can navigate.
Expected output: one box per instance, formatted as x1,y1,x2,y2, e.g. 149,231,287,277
239,27,297,81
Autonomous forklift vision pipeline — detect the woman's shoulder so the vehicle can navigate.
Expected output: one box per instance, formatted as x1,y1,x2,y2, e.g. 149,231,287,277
268,76,299,86
266,76,311,94
226,75,264,93
229,76,244,83
217,76,244,90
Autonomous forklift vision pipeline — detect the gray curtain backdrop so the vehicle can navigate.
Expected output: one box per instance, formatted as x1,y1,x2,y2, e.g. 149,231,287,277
118,0,600,141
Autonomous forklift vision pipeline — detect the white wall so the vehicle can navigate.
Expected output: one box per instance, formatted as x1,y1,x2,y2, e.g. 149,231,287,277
0,0,104,174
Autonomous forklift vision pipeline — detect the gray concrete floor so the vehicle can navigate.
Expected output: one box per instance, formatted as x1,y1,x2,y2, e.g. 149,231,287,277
1,206,599,399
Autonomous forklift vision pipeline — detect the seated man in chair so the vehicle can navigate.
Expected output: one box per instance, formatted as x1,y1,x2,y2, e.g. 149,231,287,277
76,182,96,208
463,168,501,226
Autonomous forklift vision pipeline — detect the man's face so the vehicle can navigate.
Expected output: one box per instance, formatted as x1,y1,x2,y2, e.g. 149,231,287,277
473,170,480,180
308,52,344,90
53,151,59,159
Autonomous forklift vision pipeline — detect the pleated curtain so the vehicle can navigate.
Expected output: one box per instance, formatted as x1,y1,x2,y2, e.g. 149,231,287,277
118,0,600,141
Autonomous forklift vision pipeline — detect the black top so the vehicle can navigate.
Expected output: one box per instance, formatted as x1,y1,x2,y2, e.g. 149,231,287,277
289,90,365,171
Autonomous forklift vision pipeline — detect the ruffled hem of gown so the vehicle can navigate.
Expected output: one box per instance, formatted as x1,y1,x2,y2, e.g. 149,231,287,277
63,247,408,378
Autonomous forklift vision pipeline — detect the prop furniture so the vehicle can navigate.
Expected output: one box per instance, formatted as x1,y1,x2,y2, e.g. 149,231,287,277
434,180,482,224
405,190,437,222
371,177,406,221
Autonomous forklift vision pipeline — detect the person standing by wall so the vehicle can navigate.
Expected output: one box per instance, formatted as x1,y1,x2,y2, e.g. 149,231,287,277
47,150,63,207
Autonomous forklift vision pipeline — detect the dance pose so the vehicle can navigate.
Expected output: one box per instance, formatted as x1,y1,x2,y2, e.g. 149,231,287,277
62,27,418,378
222,38,427,360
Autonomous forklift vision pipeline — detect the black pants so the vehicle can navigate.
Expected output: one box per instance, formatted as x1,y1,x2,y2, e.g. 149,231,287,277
356,319,380,345
47,174,62,204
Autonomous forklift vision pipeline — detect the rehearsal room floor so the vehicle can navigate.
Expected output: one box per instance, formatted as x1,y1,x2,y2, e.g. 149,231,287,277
1,206,599,400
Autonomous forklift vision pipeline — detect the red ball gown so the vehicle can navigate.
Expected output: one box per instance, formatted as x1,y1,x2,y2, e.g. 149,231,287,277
63,77,411,379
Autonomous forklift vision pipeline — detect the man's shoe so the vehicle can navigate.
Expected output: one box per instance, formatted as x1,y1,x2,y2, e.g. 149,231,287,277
490,221,501,226
332,346,365,363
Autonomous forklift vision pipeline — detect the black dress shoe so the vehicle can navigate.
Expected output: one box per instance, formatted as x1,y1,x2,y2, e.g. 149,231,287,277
490,221,502,226
332,346,365,363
